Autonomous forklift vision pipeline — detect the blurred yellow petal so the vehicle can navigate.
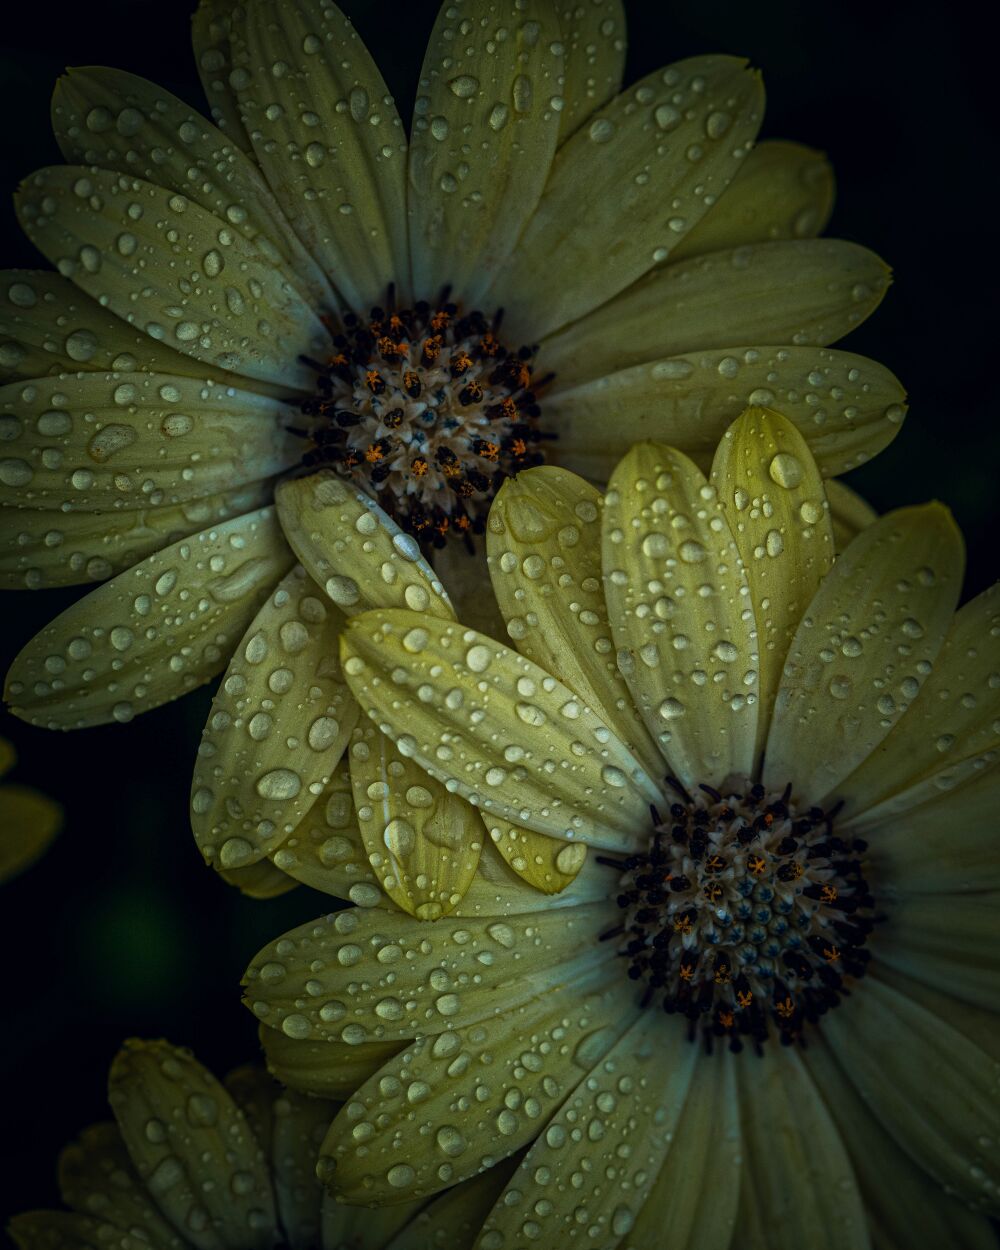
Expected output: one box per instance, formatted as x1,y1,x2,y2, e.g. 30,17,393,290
0,782,61,882
826,476,877,550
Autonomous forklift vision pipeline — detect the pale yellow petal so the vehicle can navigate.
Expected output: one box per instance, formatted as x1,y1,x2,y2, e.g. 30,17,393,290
342,609,658,849
321,1193,425,1250
0,269,252,387
827,476,877,550
0,736,14,776
555,0,626,142
541,239,890,389
192,0,256,155
108,1039,277,1248
243,900,615,1044
57,1122,183,1250
260,1022,401,1102
216,856,298,899
455,835,609,916
603,441,759,786
854,765,1000,895
266,754,384,903
671,139,834,261
877,892,1000,1012
386,1163,514,1250
232,0,409,310
487,466,662,778
1,482,275,591
192,565,356,872
476,1013,697,1247
0,783,62,882
408,0,563,307
479,811,587,893
317,963,635,1203
839,582,1000,818
543,346,906,482
275,471,453,620
710,406,834,762
16,166,325,390
823,976,1000,1215
764,504,964,801
6,506,292,728
347,720,483,919
802,1036,996,1250
51,67,333,310
9,1212,128,1250
627,1048,740,1250
489,56,764,341
737,1043,869,1250
269,1088,331,1250
0,371,296,511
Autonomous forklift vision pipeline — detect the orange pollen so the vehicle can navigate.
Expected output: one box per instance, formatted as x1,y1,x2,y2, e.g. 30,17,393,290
511,437,527,456
422,337,442,362
431,310,450,331
775,996,796,1020
736,989,753,1009
479,442,500,462
410,458,428,477
441,461,463,480
500,396,518,420
820,884,838,903
365,369,383,391
747,854,767,877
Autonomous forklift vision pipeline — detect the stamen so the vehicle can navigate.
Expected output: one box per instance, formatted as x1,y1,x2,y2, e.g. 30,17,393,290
608,778,876,1050
298,291,550,545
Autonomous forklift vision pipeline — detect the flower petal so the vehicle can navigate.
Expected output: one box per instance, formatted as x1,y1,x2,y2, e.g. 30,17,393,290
217,856,299,899
854,765,1000,895
455,837,610,916
479,812,588,894
625,1048,740,1250
1,482,275,591
602,441,759,786
0,372,297,512
487,466,662,778
877,892,1000,1012
737,1043,868,1249
275,471,453,620
0,269,241,386
555,0,626,143
317,962,634,1202
543,346,907,482
16,166,326,390
342,609,658,848
232,0,409,311
347,720,483,919
51,67,333,310
259,1022,401,1100
267,754,383,901
243,899,615,1044
191,565,357,872
476,1013,699,1248
826,477,877,551
9,1212,126,1249
764,504,964,801
321,1194,426,1250
802,1035,997,1250
57,1122,183,1250
839,582,1000,818
429,534,505,640
823,976,1000,1215
670,139,834,261
710,406,834,762
108,1039,276,1249
489,56,764,341
541,239,890,389
267,1087,332,1250
408,0,563,306
5,506,292,729
192,0,256,156
0,783,61,882
386,1163,515,1250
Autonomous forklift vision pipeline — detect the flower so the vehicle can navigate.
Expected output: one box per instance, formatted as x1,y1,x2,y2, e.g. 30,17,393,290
8,1038,511,1250
0,735,61,882
243,406,1000,1245
2,0,896,910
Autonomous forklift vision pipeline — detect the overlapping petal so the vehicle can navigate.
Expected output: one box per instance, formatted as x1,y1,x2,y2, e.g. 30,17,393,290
408,0,563,305
489,55,764,340
6,506,292,728
554,0,626,142
602,441,759,786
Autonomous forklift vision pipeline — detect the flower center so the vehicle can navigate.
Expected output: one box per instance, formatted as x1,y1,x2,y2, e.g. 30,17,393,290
296,293,547,545
598,777,875,1052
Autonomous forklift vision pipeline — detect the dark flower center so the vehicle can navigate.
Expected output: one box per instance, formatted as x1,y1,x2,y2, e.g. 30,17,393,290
295,292,549,546
598,776,875,1052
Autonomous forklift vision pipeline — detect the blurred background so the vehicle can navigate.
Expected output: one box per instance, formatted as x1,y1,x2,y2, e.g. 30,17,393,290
1,0,995,1226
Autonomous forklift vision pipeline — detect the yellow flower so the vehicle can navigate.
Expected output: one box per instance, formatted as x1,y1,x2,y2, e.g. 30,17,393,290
2,0,894,911
8,1038,509,1250
0,735,61,882
244,407,999,1245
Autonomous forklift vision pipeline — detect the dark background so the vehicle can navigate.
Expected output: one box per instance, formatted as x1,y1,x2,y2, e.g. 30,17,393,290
1,0,995,1227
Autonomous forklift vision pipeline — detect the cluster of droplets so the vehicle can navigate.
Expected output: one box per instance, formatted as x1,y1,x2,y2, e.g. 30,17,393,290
295,294,547,545
599,776,875,1051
